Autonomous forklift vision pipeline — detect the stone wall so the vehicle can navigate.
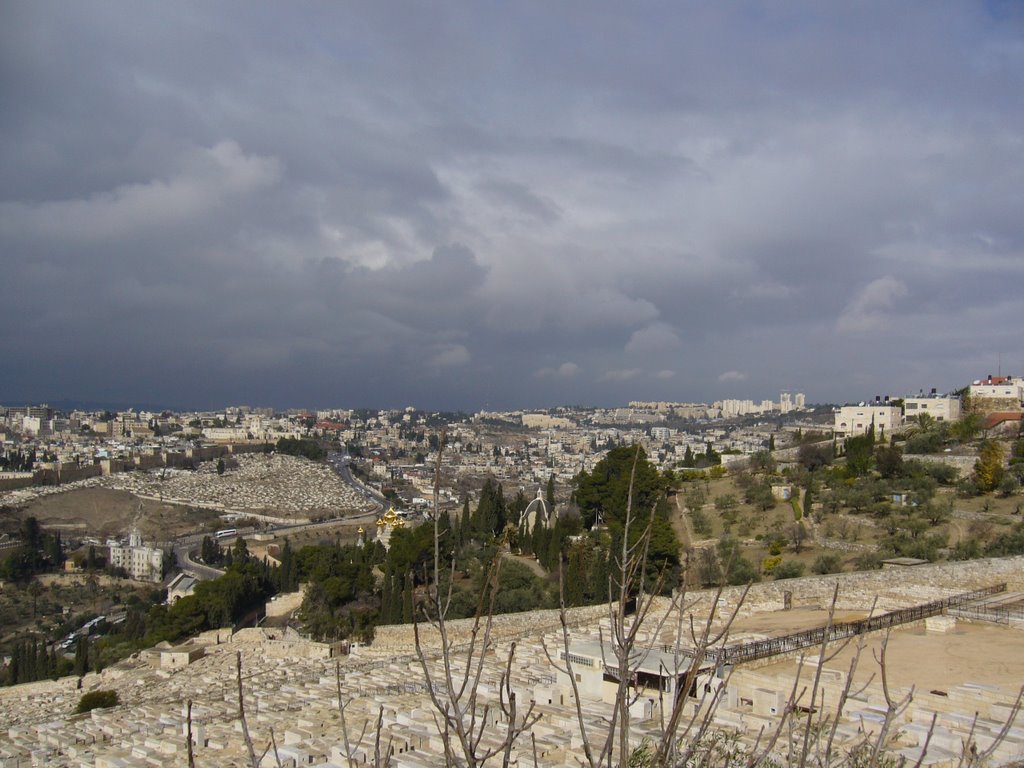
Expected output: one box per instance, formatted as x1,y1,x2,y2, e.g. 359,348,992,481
0,474,34,492
370,603,611,654
968,396,1022,415
369,557,1024,652
907,453,977,472
696,556,1024,614
32,463,103,486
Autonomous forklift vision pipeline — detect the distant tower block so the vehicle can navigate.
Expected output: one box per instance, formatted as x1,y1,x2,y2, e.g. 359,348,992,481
519,488,551,529
795,392,806,409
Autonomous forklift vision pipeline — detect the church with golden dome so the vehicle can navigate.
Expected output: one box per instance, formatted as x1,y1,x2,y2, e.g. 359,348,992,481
375,507,405,549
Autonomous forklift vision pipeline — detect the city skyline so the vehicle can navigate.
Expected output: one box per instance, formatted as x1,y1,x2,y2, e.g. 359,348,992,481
2,3,1022,411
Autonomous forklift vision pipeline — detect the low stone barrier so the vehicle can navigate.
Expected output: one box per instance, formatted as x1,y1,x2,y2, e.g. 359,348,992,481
371,556,1024,651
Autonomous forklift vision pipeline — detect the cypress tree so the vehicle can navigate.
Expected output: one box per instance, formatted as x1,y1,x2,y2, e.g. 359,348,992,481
532,522,546,566
494,484,507,534
565,544,586,606
589,548,610,604
459,497,470,547
379,569,392,625
401,573,413,624
9,642,21,684
34,639,46,681
544,528,561,572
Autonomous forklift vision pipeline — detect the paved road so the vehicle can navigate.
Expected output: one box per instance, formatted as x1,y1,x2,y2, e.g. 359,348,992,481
175,542,226,580
173,452,385,581
327,451,388,509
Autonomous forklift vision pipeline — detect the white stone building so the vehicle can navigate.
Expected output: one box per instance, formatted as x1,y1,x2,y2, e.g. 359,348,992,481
108,529,164,582
968,375,1023,411
903,395,961,423
833,403,902,439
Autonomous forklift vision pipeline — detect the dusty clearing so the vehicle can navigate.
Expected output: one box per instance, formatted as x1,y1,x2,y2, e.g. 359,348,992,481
17,487,220,541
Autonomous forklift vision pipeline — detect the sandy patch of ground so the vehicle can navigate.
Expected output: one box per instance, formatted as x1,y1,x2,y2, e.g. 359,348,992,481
19,487,220,541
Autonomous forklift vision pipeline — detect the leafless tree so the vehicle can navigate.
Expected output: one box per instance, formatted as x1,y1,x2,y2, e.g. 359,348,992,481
412,433,541,767
334,439,1024,768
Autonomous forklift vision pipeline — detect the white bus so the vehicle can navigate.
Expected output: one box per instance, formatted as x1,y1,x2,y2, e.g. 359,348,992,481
215,528,238,539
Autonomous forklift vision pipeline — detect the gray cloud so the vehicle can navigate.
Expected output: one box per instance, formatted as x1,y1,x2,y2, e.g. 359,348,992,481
718,371,748,383
1,2,1022,409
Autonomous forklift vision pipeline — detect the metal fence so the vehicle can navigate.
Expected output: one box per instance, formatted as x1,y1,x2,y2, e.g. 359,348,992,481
949,601,1024,625
681,583,1007,667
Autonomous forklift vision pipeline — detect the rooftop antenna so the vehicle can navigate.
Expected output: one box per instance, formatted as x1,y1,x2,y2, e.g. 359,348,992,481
998,352,1001,378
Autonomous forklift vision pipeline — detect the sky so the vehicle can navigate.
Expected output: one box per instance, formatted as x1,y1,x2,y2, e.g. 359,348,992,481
2,2,1023,412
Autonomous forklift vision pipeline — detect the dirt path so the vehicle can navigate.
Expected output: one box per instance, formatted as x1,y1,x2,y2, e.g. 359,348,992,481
502,551,547,577
671,493,694,548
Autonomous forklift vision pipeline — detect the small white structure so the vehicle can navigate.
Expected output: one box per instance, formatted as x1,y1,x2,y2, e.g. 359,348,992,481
167,573,197,603
146,641,205,670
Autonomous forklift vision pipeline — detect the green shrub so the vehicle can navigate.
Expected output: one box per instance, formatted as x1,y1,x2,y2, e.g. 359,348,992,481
811,553,843,575
76,689,119,714
773,560,806,580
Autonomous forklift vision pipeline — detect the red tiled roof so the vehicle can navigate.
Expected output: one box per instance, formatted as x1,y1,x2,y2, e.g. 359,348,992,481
982,411,1023,429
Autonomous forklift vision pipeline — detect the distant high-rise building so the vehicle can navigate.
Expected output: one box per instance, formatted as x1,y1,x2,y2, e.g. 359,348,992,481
795,393,806,409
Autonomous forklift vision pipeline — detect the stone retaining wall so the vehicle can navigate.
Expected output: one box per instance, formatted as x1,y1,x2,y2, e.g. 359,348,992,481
907,453,977,472
370,556,1024,651
370,603,611,653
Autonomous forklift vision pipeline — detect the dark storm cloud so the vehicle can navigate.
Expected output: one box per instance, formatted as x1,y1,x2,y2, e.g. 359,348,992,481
1,2,1022,409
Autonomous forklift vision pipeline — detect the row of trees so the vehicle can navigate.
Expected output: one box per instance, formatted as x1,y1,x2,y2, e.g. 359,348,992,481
274,437,326,461
294,446,681,642
0,517,65,581
4,637,69,685
0,448,36,471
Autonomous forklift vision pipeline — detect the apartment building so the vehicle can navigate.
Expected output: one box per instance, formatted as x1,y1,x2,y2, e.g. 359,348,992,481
833,401,902,439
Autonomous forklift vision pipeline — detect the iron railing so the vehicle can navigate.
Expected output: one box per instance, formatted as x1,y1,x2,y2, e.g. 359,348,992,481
673,583,1007,667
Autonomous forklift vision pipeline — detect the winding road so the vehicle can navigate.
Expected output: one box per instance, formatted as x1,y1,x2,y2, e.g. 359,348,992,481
174,451,385,580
